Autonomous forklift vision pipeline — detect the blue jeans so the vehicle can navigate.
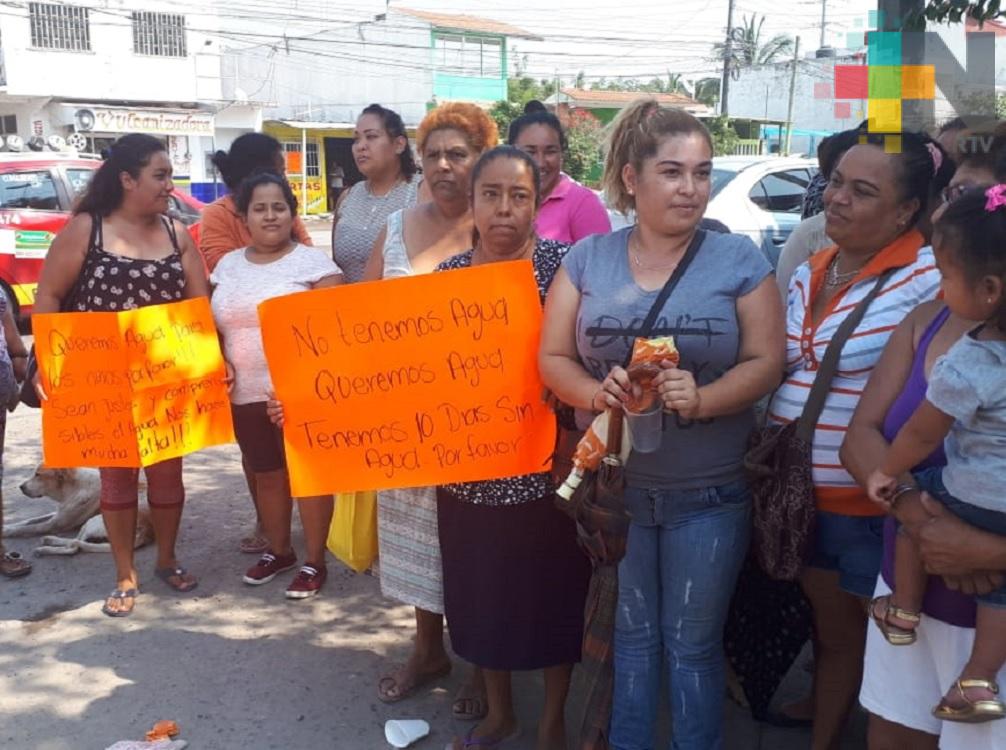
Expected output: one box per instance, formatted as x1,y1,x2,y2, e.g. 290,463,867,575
610,480,751,750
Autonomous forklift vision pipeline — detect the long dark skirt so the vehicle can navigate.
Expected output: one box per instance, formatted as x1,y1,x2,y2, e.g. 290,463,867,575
437,488,591,671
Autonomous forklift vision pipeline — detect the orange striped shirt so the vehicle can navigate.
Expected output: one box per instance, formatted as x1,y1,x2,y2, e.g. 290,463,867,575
767,230,941,516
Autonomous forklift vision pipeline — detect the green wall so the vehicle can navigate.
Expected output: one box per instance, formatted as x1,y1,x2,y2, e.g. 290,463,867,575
433,73,506,102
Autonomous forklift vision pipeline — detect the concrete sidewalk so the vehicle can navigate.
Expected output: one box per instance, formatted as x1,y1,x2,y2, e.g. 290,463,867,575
0,403,865,749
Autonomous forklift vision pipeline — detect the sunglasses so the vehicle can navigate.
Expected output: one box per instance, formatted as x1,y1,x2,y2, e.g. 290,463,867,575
940,182,987,205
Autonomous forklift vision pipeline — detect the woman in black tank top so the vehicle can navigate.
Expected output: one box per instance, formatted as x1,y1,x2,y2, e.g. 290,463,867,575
33,134,210,617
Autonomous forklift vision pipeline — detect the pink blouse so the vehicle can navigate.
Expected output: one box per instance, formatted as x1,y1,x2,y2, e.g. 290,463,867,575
535,174,611,245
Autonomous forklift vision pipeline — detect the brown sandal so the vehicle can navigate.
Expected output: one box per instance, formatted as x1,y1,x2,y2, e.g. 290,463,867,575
0,551,31,578
870,595,920,646
933,679,1006,723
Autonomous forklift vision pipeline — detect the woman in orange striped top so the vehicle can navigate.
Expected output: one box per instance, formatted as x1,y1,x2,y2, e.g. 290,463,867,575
766,129,953,750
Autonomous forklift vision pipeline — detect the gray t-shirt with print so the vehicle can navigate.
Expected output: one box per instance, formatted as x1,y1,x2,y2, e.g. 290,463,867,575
927,329,1006,513
563,226,772,490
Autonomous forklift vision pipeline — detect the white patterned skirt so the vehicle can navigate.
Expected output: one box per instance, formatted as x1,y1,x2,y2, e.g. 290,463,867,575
376,486,444,614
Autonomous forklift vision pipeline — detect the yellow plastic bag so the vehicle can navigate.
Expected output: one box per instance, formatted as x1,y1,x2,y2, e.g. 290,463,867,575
326,491,378,573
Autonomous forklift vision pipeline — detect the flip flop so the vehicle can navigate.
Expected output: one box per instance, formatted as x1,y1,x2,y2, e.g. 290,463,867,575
0,551,31,579
155,565,198,593
453,682,489,721
377,662,452,703
101,588,139,618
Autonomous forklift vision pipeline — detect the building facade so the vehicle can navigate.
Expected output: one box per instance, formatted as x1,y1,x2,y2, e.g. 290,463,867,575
0,1,262,200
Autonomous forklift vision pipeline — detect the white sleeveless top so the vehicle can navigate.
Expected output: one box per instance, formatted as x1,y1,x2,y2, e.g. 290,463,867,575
381,209,414,279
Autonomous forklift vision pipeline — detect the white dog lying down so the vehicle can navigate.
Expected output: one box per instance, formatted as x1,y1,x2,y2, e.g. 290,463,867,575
4,466,154,555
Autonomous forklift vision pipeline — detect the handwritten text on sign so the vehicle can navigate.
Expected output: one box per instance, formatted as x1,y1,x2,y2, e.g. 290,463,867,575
259,260,555,495
35,298,234,468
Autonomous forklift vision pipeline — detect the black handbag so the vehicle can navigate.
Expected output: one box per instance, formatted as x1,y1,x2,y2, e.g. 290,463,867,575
744,270,894,581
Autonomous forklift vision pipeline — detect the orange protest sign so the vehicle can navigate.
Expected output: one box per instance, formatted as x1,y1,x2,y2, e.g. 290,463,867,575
34,298,234,468
259,260,555,496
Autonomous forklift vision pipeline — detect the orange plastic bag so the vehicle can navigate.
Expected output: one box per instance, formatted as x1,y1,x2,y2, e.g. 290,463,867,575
326,491,378,573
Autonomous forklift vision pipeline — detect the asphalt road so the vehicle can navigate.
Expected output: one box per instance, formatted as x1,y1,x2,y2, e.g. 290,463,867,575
0,220,864,748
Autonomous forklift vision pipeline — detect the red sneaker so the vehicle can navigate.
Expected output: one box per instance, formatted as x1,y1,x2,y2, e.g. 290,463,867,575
285,564,327,599
242,551,297,585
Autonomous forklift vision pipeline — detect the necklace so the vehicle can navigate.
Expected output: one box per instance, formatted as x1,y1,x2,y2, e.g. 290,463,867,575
629,232,681,271
826,254,862,287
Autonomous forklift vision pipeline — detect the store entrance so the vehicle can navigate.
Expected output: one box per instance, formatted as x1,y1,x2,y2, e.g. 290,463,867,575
323,137,361,212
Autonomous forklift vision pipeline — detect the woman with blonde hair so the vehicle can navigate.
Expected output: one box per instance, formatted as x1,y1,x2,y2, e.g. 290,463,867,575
540,99,785,749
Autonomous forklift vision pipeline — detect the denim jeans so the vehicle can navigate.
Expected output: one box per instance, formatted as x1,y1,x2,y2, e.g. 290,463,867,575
610,480,751,750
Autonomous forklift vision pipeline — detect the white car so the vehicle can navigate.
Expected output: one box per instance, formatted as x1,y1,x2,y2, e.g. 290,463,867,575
603,155,819,268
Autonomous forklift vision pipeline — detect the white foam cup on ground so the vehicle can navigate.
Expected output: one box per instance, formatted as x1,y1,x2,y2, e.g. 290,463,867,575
385,719,430,748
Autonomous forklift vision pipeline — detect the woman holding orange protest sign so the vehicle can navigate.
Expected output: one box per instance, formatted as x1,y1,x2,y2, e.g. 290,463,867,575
539,101,785,749
211,172,343,600
33,133,210,617
436,145,590,750
362,103,499,718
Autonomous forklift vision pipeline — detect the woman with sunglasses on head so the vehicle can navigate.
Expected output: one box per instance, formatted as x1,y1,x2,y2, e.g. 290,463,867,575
846,124,1006,750
766,129,953,750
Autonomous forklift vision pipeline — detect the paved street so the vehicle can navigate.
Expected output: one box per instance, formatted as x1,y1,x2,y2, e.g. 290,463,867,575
0,239,866,748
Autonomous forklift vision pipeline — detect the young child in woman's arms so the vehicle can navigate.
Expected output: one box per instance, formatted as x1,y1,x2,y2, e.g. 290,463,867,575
868,184,1006,724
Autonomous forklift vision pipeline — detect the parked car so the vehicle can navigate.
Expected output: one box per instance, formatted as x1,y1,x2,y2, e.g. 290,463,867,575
602,155,819,268
0,152,204,319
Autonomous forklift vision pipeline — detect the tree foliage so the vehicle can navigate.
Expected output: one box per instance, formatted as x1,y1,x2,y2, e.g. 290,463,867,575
563,110,605,185
705,115,741,156
588,71,691,95
488,77,602,184
489,76,557,139
711,13,795,75
910,1,1004,28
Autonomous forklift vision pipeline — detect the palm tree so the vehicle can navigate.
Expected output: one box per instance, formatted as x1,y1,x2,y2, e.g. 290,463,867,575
711,14,794,77
693,77,721,107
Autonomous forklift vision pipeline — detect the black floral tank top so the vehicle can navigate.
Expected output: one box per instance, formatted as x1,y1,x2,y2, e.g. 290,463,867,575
69,214,186,312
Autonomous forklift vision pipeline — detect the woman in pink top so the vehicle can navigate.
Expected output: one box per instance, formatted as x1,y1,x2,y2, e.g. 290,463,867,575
508,102,611,244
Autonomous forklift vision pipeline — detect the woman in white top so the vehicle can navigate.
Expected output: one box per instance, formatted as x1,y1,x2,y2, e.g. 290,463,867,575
361,102,498,719
211,172,343,601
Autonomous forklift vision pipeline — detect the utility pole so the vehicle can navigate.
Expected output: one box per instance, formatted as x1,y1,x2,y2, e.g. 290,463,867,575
720,0,735,116
784,36,801,155
820,0,827,49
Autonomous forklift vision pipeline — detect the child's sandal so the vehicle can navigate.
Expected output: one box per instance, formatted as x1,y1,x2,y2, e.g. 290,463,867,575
870,595,920,646
933,679,1006,723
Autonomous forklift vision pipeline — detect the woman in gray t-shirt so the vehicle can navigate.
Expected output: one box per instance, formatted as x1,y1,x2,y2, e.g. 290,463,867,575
540,101,785,749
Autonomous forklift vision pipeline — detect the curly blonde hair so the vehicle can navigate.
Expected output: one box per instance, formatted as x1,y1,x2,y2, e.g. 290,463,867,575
602,99,713,215
417,102,499,154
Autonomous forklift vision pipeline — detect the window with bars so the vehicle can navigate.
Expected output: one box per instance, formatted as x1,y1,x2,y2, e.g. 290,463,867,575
29,3,90,52
132,12,186,57
0,116,17,136
283,142,320,177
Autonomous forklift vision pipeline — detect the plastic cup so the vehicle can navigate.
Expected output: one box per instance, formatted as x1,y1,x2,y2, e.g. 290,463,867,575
625,402,663,454
384,719,430,748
